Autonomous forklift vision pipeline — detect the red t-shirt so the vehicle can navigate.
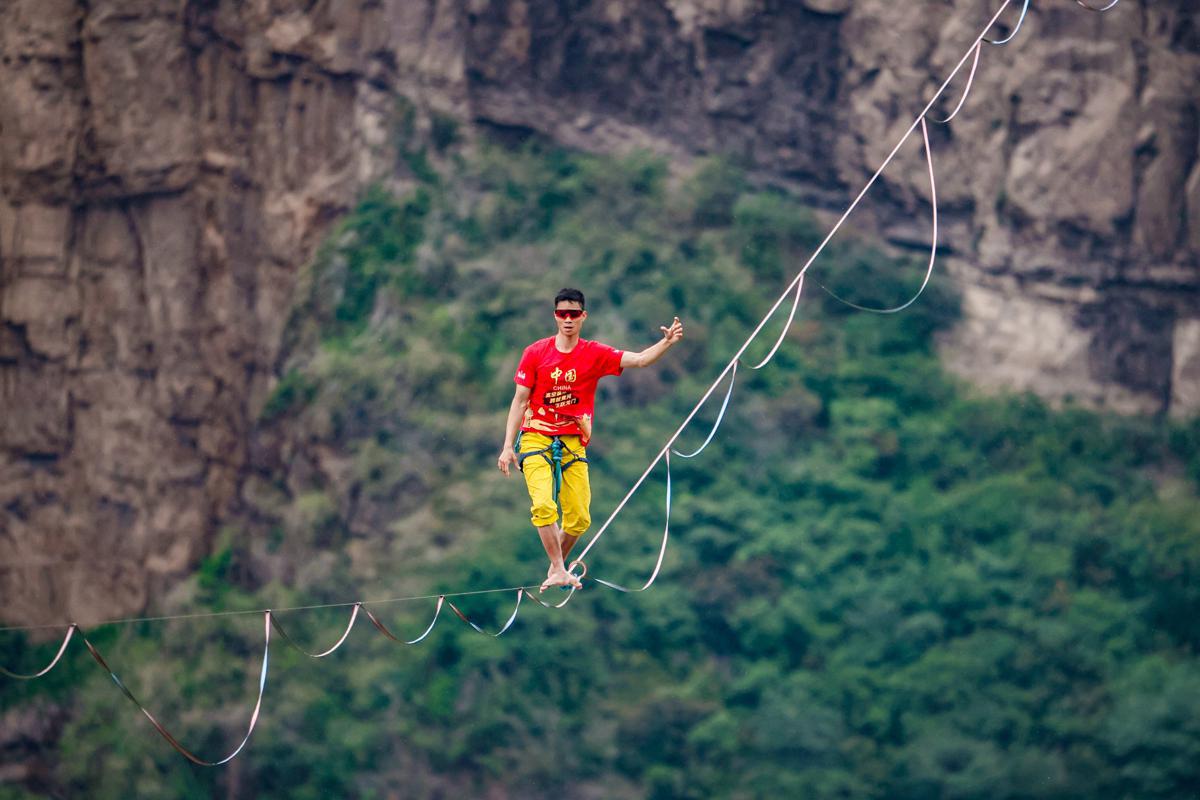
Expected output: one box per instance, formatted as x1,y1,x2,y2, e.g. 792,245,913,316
514,337,624,440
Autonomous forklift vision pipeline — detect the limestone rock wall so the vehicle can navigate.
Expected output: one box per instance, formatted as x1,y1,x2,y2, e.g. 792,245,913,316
1,0,1196,624
0,0,432,624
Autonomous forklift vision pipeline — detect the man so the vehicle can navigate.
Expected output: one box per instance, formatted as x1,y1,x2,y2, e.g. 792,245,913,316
498,288,684,591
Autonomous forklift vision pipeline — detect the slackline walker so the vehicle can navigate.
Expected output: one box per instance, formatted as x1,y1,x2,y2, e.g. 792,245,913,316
0,0,1125,766
498,289,684,593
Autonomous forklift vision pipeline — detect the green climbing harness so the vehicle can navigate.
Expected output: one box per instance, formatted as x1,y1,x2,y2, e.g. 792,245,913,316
514,432,588,524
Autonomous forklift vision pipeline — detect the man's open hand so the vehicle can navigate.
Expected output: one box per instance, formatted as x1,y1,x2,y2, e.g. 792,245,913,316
497,449,518,476
660,316,684,345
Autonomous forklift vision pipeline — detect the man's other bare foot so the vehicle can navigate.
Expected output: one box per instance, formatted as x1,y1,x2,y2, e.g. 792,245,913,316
540,567,582,592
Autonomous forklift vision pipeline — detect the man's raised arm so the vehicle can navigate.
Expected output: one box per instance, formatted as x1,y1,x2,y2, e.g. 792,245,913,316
620,316,684,369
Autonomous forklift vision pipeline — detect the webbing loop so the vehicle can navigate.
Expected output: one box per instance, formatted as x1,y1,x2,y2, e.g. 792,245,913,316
984,0,1029,45
930,41,982,124
0,624,76,679
79,612,271,767
271,603,361,658
590,451,672,594
817,116,938,314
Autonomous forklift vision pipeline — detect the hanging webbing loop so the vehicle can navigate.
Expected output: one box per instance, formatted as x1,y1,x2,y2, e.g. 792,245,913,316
565,559,588,583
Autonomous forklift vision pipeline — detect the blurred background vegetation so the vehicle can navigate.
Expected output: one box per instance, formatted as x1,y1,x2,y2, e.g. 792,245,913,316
3,134,1200,799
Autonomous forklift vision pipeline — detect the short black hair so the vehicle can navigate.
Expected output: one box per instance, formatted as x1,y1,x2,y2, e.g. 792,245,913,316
554,288,585,309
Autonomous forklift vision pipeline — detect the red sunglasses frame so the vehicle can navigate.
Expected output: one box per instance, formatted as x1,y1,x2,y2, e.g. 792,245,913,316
554,308,585,320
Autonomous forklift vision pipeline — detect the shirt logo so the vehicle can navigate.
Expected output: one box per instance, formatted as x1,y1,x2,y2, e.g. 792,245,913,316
517,370,526,380
550,367,563,381
564,369,577,382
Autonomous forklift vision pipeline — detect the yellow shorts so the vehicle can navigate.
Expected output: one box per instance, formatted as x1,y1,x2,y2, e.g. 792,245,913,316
518,432,591,536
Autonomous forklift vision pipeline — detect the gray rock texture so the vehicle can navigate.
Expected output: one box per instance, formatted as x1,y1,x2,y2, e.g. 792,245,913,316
1,0,1197,624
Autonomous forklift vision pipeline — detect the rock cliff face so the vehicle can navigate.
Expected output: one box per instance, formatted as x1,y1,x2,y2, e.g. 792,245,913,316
1,0,1197,624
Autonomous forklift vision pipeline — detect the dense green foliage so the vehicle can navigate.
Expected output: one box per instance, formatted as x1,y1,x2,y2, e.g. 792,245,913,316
3,140,1200,800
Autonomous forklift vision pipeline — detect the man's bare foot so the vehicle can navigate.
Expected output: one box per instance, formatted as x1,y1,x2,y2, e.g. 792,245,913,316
540,567,582,592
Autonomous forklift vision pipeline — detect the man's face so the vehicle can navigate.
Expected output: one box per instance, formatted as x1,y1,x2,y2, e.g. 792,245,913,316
554,301,586,336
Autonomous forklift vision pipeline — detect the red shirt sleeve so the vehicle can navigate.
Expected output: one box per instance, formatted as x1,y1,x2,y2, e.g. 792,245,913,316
514,344,537,387
596,342,624,378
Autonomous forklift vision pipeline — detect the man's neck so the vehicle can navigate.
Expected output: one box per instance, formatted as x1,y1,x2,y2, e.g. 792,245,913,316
555,332,580,352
